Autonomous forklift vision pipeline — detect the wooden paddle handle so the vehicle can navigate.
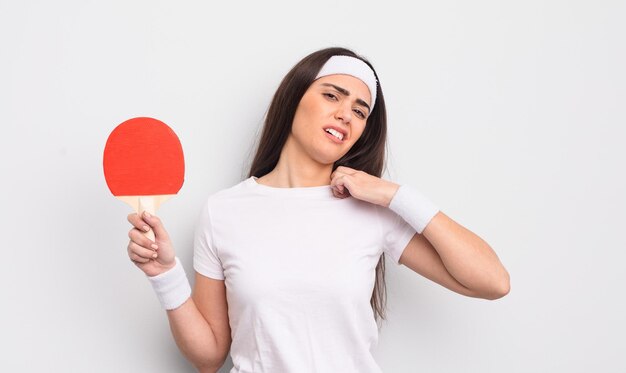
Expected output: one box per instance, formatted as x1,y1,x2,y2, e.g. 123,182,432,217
116,195,175,243
138,196,156,242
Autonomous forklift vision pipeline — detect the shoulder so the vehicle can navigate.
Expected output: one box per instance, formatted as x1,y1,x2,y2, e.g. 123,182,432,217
200,177,254,210
206,177,250,199
371,201,406,230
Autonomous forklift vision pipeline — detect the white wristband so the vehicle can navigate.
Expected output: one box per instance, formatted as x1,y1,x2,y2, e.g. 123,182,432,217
388,184,440,234
146,257,192,310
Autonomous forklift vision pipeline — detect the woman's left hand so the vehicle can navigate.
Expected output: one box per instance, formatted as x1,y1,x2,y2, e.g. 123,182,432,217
330,166,400,207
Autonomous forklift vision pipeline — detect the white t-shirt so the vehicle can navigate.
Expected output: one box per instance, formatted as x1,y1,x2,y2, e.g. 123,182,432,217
193,176,416,373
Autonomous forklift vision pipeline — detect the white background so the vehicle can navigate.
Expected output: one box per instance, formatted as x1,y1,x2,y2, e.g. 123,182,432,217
1,1,624,372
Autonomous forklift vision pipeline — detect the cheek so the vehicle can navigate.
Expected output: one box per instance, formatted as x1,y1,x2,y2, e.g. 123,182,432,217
294,103,325,134
293,99,315,124
352,124,367,142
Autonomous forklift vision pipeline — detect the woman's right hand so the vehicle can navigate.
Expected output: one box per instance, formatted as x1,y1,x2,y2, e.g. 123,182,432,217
127,211,177,277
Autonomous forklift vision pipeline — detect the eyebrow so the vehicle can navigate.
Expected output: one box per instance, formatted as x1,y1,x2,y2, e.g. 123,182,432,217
320,83,371,112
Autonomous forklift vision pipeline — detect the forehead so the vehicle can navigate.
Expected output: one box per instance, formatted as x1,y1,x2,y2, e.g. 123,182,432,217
312,74,372,104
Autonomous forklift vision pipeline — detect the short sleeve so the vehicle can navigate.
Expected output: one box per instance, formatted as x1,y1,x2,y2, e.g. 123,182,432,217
192,199,225,280
377,205,417,265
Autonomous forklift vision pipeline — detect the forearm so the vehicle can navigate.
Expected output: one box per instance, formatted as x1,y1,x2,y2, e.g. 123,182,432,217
166,298,224,372
385,182,509,299
422,212,510,299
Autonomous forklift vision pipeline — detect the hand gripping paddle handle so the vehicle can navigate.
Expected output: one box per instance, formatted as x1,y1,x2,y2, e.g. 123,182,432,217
116,195,174,242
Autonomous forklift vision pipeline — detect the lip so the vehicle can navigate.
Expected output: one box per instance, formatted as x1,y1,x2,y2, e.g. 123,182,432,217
324,130,344,144
322,124,348,142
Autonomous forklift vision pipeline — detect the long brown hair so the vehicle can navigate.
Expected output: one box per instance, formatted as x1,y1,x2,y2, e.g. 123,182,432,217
246,47,390,325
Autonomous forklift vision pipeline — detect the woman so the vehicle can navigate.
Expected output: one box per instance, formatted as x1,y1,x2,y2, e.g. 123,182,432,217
126,47,510,373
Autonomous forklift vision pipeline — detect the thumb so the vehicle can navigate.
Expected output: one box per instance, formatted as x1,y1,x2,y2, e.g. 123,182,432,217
141,211,169,241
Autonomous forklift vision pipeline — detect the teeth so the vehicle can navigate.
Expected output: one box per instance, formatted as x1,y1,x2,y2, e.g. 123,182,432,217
325,128,344,141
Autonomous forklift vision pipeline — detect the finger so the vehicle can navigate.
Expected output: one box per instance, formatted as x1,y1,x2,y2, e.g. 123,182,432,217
332,188,348,199
128,227,159,248
330,174,347,192
340,174,354,190
332,179,348,194
331,168,347,180
141,212,170,241
336,166,356,174
129,252,151,264
332,184,344,193
128,241,158,260
330,173,341,187
127,213,151,234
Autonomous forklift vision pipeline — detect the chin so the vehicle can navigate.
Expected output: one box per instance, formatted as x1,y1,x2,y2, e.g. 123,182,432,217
308,140,351,165
310,152,342,166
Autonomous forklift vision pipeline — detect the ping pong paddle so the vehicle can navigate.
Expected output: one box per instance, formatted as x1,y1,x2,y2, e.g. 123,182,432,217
103,117,185,241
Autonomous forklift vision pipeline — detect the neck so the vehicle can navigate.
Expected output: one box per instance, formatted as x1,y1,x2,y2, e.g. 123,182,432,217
257,136,334,188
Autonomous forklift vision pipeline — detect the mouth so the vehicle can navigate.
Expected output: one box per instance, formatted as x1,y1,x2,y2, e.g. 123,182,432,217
323,126,347,144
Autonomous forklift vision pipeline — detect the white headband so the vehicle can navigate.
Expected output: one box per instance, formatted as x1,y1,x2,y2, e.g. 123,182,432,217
314,55,378,110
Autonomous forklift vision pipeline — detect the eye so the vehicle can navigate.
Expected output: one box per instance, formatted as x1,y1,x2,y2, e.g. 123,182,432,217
323,93,338,101
353,109,366,119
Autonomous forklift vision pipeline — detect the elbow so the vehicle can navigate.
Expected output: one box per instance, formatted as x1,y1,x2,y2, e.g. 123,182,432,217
181,348,225,373
194,364,213,373
195,360,225,373
186,331,231,373
187,348,228,373
193,347,230,373
485,270,510,300
194,346,230,373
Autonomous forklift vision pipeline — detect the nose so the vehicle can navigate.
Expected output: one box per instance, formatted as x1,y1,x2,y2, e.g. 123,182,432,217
334,102,352,123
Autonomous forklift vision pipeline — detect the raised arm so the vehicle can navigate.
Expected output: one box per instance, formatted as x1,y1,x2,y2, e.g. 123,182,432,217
328,166,510,300
386,185,510,300
399,211,510,300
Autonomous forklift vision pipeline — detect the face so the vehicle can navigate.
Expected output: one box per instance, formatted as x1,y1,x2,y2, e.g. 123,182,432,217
288,74,372,165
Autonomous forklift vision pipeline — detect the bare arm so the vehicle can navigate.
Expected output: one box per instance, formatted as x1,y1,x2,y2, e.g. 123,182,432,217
399,211,510,300
422,211,509,298
127,213,231,372
326,168,510,300
166,273,231,373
